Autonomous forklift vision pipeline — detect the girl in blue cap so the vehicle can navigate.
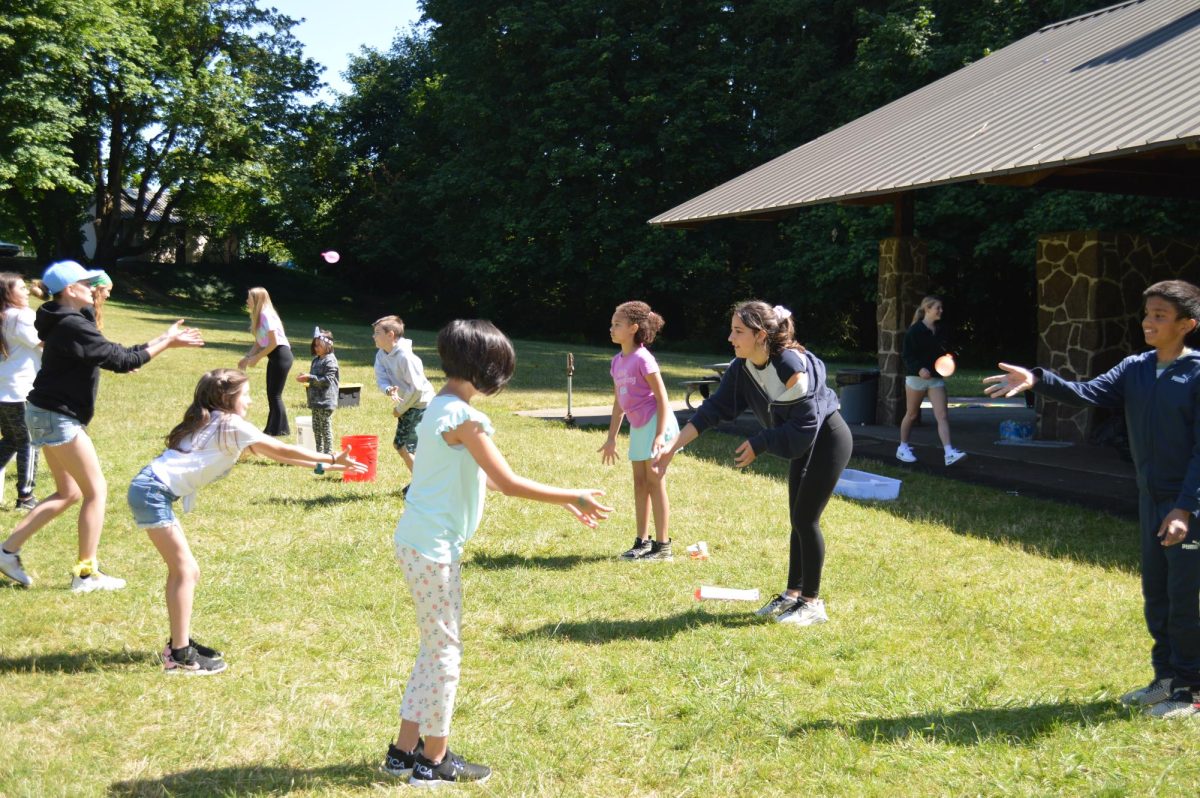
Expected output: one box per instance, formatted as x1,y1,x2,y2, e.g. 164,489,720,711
0,261,204,593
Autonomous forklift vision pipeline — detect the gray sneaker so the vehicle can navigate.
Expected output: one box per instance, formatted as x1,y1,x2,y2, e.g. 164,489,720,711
641,539,673,561
0,548,32,587
777,597,829,626
1120,678,1174,707
1145,688,1199,719
755,593,799,617
619,538,652,560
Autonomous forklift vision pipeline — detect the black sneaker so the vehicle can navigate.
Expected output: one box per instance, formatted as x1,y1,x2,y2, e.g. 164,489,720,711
14,495,37,511
620,538,652,560
641,539,673,561
163,644,227,675
162,638,224,662
381,739,424,778
410,750,491,786
402,484,411,499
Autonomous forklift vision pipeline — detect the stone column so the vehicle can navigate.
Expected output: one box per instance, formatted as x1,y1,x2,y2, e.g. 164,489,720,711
877,236,928,426
1036,231,1200,441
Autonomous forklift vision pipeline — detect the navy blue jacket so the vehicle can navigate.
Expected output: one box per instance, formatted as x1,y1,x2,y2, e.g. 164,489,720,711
1033,350,1200,511
689,348,840,460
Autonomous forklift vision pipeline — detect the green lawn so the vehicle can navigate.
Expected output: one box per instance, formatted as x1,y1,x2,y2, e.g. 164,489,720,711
1,299,1196,797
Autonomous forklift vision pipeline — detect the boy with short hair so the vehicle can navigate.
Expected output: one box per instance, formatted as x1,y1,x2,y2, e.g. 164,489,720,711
986,280,1200,719
373,316,435,483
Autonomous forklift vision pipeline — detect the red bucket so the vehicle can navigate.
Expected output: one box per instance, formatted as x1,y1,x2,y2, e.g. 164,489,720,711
340,434,378,482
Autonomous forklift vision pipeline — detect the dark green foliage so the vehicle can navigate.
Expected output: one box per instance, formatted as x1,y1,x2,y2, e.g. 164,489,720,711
290,1,1200,359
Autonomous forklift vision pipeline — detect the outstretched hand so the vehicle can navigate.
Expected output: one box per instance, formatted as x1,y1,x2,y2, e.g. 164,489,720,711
597,439,618,465
983,363,1035,398
563,490,612,528
166,319,204,348
334,448,368,474
733,440,757,468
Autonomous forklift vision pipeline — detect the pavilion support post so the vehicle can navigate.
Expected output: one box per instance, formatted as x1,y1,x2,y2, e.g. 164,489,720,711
876,235,928,427
1036,230,1200,442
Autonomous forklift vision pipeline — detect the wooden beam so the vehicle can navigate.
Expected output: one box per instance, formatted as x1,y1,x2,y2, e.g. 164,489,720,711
892,191,915,237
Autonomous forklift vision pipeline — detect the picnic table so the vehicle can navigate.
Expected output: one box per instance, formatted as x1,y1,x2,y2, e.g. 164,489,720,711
681,362,730,409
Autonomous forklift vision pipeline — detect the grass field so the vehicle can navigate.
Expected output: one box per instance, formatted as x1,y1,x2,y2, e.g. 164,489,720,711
1,298,1197,797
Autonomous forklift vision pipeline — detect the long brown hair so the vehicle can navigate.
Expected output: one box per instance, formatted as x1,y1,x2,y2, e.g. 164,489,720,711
0,273,27,358
732,300,804,358
167,369,249,451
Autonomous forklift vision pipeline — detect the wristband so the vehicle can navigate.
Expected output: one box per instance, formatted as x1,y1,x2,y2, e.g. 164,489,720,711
575,494,589,510
314,463,325,475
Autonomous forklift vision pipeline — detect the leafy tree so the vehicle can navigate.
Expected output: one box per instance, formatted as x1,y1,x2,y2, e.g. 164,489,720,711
0,0,320,265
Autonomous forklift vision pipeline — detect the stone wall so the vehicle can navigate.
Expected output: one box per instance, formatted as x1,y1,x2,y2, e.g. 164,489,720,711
876,236,928,426
1036,231,1200,441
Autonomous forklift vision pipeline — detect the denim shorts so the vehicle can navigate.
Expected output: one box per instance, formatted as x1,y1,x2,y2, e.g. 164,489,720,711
128,466,180,529
905,375,946,391
25,404,84,448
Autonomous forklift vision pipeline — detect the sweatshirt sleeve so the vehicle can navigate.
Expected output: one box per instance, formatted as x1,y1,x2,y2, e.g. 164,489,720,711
901,325,922,374
374,353,391,393
1032,359,1130,409
688,363,745,435
1175,385,1200,513
746,350,822,459
66,322,151,372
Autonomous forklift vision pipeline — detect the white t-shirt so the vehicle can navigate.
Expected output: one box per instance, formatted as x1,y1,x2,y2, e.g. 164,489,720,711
0,307,42,402
150,411,268,498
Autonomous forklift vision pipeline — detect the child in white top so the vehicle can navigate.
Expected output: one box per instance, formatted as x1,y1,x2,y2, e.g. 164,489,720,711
598,301,678,560
381,320,610,786
128,368,365,675
0,273,42,509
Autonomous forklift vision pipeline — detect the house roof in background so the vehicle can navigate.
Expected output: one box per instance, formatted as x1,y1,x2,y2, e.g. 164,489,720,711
650,0,1200,228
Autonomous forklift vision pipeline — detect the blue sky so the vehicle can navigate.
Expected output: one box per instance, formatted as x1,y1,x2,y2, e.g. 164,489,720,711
268,0,423,98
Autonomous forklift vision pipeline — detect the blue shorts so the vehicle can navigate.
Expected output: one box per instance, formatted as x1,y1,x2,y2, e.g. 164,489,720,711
25,404,84,448
128,466,180,529
905,376,946,391
628,411,680,462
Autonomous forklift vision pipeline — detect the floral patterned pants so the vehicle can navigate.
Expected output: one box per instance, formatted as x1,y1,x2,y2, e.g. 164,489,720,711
396,545,463,737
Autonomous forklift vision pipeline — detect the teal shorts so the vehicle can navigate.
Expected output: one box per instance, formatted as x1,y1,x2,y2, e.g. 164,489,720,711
628,411,680,462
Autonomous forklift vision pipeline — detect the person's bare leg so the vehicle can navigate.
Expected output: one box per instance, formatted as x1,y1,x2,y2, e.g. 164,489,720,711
146,522,199,650
2,442,81,552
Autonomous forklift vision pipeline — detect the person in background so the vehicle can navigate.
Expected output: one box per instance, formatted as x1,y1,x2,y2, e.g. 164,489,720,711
296,327,339,455
238,287,293,436
896,295,966,466
0,273,43,510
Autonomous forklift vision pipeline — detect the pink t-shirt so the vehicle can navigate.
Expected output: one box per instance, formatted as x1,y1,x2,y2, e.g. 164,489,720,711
610,346,661,429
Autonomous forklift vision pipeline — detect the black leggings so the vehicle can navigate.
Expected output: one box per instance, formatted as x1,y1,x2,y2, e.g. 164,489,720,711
786,411,853,597
264,345,294,436
0,401,36,498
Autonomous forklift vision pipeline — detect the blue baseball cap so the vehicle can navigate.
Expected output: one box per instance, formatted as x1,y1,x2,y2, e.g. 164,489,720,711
42,260,105,295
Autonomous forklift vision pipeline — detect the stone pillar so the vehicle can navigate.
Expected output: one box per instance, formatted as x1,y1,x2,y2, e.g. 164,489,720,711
1036,231,1200,441
877,236,928,426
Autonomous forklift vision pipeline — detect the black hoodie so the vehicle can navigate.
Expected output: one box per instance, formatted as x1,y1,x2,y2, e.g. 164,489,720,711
26,302,150,425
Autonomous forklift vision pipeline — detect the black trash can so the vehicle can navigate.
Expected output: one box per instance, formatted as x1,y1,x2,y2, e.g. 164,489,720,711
836,369,880,425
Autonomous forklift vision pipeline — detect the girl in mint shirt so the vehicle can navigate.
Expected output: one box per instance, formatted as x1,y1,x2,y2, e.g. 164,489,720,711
382,319,611,787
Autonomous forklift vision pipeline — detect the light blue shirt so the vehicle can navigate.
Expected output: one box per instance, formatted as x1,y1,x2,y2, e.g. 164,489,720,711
393,394,494,563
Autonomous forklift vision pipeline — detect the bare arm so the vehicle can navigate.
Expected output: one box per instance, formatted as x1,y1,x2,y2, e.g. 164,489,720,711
598,390,623,465
448,420,610,526
247,437,365,473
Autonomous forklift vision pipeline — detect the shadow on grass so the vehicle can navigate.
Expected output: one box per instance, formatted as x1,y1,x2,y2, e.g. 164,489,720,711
0,649,146,674
467,552,610,570
258,493,367,509
513,608,761,644
108,762,379,797
677,432,1140,575
790,700,1125,746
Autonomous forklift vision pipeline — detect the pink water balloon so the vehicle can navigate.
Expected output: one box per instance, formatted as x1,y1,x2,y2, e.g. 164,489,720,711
320,250,341,264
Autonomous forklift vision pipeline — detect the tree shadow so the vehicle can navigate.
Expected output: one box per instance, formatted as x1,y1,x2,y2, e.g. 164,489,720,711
789,700,1125,746
512,608,761,644
0,649,147,674
676,433,1140,575
466,552,611,570
1072,9,1200,71
108,762,379,797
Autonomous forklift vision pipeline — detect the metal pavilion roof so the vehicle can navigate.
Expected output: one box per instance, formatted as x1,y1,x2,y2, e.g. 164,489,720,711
649,0,1200,228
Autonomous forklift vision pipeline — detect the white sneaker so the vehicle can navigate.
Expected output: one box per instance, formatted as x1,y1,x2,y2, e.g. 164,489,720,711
944,448,967,466
0,548,32,587
70,570,127,593
776,597,828,626
1120,678,1174,707
755,593,800,617
895,444,917,463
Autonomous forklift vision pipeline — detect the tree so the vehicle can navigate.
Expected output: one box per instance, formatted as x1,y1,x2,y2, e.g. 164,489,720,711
0,0,320,265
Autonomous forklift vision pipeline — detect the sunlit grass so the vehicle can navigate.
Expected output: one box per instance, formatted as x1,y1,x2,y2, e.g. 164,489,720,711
0,299,1196,797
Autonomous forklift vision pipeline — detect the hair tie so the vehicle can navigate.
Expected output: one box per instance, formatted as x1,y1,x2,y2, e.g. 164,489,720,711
312,326,333,346
772,305,793,321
